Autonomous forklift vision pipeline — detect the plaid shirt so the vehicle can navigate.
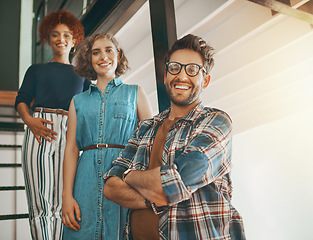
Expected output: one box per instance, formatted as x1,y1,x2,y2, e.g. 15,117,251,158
104,103,245,240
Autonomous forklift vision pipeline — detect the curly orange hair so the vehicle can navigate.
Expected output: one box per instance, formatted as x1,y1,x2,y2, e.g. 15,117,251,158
39,9,84,48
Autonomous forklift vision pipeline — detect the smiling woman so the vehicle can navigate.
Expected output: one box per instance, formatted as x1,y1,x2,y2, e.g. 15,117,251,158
90,38,120,81
14,9,90,240
61,32,153,240
38,9,84,64
39,9,84,49
48,24,76,63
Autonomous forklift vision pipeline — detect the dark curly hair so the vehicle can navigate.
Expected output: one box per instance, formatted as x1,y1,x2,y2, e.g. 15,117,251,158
165,34,215,74
39,9,84,48
73,32,129,80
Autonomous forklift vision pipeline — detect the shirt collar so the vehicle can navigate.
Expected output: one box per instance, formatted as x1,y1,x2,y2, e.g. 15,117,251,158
181,102,204,122
88,77,123,95
111,77,123,86
87,85,94,95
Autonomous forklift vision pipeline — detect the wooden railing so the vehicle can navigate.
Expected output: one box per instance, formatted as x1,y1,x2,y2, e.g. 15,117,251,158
0,91,18,106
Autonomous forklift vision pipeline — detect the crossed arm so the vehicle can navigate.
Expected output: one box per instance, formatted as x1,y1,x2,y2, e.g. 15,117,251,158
103,167,168,209
105,111,233,209
124,167,167,206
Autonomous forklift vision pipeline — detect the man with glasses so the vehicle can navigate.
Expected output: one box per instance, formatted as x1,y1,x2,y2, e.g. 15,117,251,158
103,34,245,240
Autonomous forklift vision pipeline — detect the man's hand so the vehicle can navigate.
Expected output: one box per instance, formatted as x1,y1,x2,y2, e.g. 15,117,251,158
25,117,57,145
62,194,81,232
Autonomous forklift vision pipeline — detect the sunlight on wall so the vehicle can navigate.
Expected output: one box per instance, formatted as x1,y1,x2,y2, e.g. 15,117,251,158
19,0,33,87
231,107,313,240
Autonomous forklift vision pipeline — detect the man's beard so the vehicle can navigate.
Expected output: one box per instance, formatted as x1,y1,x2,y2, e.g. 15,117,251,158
165,79,203,106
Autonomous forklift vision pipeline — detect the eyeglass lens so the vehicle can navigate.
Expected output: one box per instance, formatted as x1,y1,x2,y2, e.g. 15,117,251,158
167,62,201,77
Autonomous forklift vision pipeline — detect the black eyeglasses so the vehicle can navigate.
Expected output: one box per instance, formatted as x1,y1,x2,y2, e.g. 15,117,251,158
166,62,207,77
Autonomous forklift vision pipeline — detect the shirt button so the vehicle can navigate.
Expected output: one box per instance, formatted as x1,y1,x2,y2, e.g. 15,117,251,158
105,91,108,93
102,100,104,103
100,188,102,192
99,203,102,206
101,110,104,113
99,174,102,177
99,134,102,137
99,217,102,221
100,122,103,125
98,160,101,164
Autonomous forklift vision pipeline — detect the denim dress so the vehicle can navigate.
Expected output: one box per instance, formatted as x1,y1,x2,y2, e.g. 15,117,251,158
63,78,138,240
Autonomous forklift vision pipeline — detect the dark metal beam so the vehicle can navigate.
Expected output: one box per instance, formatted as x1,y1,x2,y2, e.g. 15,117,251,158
79,0,147,36
80,0,124,36
149,0,177,112
248,0,313,24
95,0,146,34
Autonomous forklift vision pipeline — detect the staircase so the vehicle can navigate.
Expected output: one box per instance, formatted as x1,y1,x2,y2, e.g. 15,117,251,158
0,91,31,239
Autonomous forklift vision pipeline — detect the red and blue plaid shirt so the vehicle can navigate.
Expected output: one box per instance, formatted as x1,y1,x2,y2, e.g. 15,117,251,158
104,103,245,240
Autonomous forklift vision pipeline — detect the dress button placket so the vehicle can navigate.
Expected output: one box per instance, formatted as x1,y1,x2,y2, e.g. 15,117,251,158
98,91,105,228
99,83,111,234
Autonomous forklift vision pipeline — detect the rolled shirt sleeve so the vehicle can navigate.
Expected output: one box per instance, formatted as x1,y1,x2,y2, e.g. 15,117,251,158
160,112,232,205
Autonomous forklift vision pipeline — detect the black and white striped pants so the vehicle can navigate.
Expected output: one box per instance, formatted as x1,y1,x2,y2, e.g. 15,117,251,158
21,111,67,240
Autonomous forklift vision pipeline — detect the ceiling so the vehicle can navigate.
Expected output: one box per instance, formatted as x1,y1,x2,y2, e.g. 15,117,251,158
96,0,313,134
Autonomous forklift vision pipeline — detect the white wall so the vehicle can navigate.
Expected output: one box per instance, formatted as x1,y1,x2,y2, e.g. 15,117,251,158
19,0,33,87
232,107,313,239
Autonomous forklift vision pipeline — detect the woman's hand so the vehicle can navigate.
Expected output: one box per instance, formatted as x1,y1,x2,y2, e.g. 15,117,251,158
25,116,57,145
16,103,57,145
62,194,81,232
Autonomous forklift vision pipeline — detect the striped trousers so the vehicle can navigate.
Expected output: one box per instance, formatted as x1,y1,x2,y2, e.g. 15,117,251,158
22,111,67,240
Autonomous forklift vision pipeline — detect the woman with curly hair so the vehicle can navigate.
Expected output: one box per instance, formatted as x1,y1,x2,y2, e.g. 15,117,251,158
61,32,152,239
15,9,90,240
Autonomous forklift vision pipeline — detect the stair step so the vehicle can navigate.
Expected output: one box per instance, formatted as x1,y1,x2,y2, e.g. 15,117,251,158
0,114,20,118
0,163,22,168
0,213,29,221
0,122,24,132
0,144,22,148
0,186,25,191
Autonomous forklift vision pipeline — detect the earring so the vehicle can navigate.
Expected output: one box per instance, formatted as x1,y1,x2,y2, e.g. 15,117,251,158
70,47,76,54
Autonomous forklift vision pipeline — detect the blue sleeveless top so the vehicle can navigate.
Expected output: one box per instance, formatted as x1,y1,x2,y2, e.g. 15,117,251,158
63,78,138,240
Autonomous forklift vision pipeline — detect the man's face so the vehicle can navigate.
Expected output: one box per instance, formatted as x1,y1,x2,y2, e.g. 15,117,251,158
164,49,210,107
